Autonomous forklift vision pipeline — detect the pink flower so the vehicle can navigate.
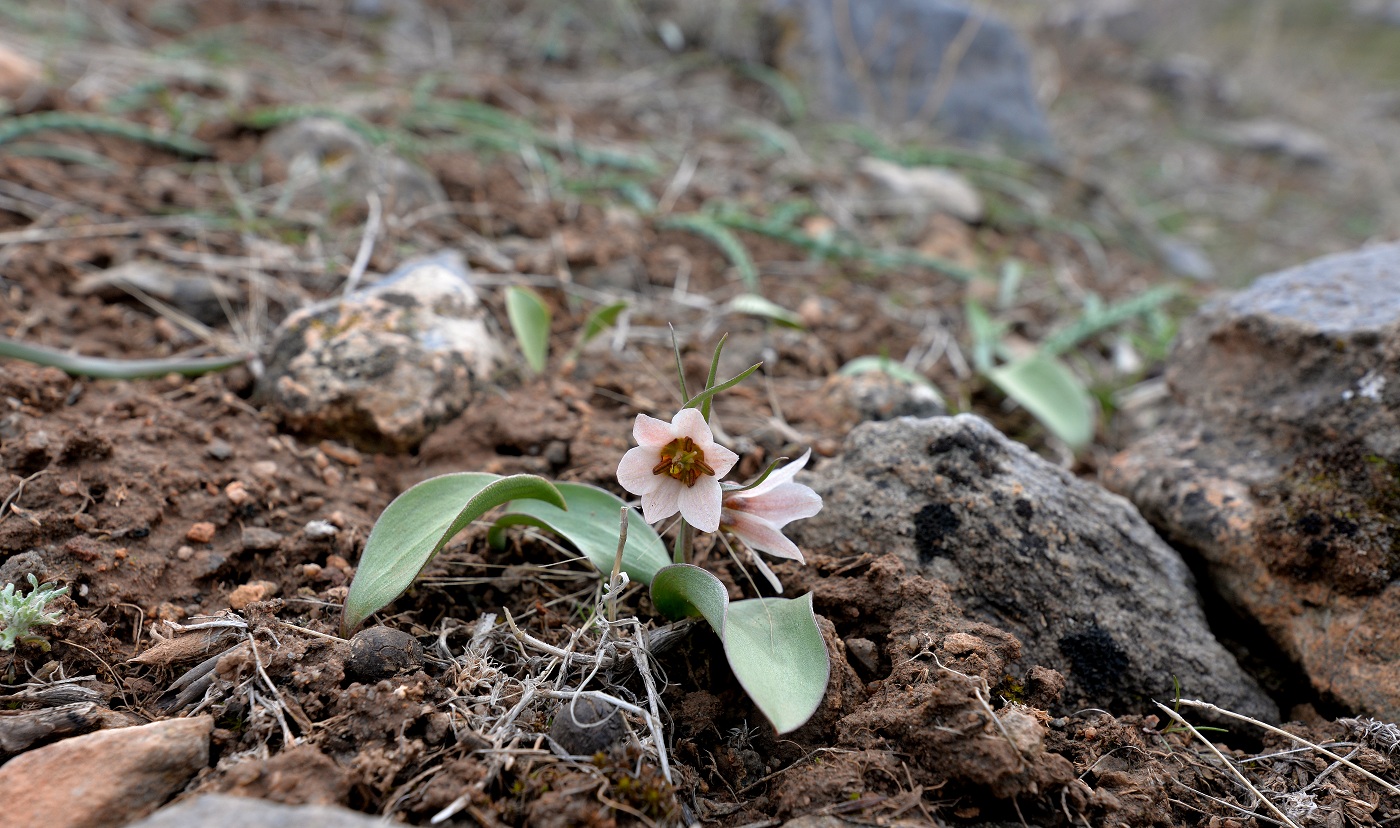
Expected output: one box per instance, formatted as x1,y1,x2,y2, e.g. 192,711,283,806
616,408,739,532
720,450,822,589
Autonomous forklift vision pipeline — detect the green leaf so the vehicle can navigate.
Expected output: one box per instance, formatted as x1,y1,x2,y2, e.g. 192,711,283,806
579,301,628,345
657,213,760,291
651,564,830,734
964,298,1005,374
342,473,565,635
683,362,761,413
838,356,943,399
487,483,671,584
727,294,805,329
986,353,1095,449
505,285,551,374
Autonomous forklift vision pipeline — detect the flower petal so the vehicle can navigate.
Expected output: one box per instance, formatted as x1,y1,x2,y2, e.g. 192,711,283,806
617,446,663,495
677,476,723,532
640,480,681,524
745,449,811,497
633,413,675,447
671,407,712,442
748,546,784,593
724,509,806,562
704,441,740,479
733,482,823,526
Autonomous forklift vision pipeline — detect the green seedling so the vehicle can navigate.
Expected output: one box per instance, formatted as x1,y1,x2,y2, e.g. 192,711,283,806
342,334,830,733
505,285,552,375
0,574,69,651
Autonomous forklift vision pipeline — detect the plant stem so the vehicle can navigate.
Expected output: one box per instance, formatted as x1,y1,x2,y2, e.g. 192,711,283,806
0,337,253,379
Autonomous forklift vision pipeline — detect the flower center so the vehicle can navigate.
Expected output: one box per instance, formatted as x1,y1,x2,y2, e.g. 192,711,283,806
652,436,716,487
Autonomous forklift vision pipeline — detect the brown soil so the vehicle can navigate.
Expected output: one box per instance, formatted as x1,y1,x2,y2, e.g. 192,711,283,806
2,2,1399,826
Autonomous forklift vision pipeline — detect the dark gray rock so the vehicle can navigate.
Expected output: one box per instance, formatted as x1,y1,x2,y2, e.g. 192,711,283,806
1105,242,1400,719
127,794,383,828
548,696,625,756
769,0,1055,155
261,252,504,452
792,413,1275,719
347,625,423,681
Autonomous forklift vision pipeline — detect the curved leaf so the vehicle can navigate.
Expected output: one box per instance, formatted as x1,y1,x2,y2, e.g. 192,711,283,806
726,594,829,734
506,285,551,374
488,483,671,584
986,353,1095,449
342,473,564,635
651,564,830,734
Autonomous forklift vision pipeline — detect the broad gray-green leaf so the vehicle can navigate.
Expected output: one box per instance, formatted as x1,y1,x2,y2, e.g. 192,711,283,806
651,564,830,734
726,594,829,734
342,473,564,635
986,353,1095,449
488,483,670,584
505,285,551,374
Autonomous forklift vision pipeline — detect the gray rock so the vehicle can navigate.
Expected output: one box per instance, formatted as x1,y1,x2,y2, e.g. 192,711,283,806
548,696,625,756
0,716,212,828
768,0,1055,155
1105,242,1400,719
346,625,423,681
261,251,504,452
821,370,947,423
1218,118,1332,166
791,414,1275,719
127,794,383,828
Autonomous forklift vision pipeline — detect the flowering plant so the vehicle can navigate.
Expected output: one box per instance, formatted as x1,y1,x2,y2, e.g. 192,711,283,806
342,336,830,733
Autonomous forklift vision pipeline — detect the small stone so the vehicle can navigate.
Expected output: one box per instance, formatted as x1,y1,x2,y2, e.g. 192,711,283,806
224,481,249,506
325,554,352,573
241,526,283,551
844,636,879,675
0,44,42,100
228,580,280,610
318,440,363,466
0,716,212,828
320,465,343,487
549,696,624,756
175,545,194,562
346,626,423,681
185,522,216,544
303,520,338,539
250,461,278,481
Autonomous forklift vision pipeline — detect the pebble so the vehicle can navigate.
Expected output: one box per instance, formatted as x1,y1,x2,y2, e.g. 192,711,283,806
0,716,212,828
185,522,216,544
548,696,624,756
346,626,423,681
204,439,233,460
224,481,250,505
175,545,194,562
228,580,280,610
241,527,283,552
303,520,338,539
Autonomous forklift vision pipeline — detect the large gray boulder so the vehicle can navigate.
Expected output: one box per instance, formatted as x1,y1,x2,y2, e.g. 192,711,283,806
768,0,1055,155
792,414,1275,719
1105,242,1400,719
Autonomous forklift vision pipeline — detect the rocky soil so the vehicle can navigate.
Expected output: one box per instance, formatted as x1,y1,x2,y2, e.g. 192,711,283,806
2,2,1400,827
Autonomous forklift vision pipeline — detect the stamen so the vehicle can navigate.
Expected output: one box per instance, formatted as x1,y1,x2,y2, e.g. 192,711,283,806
650,436,717,487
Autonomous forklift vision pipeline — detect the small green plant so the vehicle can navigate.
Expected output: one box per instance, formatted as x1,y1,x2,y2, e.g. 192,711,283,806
0,574,69,651
342,335,830,733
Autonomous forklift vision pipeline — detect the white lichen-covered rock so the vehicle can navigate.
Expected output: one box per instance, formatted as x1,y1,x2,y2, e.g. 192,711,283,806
262,252,504,452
